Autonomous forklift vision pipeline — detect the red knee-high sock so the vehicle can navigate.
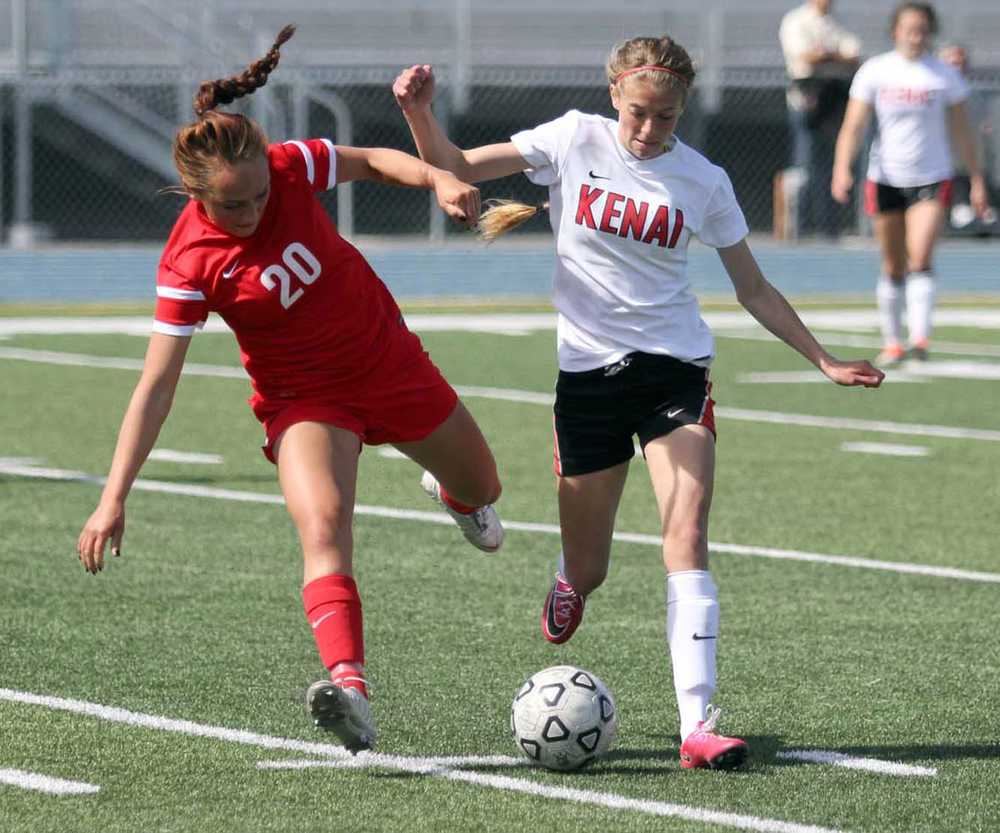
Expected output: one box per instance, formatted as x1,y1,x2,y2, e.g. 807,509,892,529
303,574,367,697
439,485,476,514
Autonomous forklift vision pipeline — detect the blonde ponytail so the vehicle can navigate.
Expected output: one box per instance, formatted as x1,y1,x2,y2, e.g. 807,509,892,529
477,199,549,242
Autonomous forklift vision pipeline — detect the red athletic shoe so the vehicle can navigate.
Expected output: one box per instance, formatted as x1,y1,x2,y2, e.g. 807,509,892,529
541,573,585,644
679,706,748,770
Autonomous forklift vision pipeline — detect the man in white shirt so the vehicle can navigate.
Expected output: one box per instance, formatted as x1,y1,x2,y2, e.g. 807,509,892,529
780,0,861,237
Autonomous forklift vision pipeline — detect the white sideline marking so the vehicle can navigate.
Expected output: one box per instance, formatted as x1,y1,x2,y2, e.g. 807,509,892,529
714,407,1000,443
719,329,1000,359
258,754,528,770
377,447,408,460
0,767,100,795
777,750,937,778
740,361,1000,384
0,346,247,379
2,460,999,584
0,456,45,466
840,442,930,458
738,371,926,385
0,688,845,833
148,449,223,465
4,346,1000,444
3,308,1000,338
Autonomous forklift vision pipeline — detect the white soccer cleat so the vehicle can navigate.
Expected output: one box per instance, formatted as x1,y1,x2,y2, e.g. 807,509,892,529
305,680,377,754
421,470,504,553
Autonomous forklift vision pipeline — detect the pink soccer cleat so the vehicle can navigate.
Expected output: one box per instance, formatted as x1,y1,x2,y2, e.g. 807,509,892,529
541,573,585,644
679,706,748,770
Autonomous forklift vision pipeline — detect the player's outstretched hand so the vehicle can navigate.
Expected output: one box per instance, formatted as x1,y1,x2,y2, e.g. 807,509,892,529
77,500,125,575
393,64,436,113
432,171,481,228
819,356,885,388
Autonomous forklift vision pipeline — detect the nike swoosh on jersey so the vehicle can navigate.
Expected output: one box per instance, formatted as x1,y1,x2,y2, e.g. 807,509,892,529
666,408,685,419
222,260,240,279
588,170,611,180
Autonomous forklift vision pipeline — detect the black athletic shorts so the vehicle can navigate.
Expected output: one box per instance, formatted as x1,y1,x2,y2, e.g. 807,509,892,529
865,179,953,215
552,351,716,477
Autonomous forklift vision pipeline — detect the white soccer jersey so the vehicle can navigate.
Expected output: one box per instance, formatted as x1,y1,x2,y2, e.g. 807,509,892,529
850,51,969,187
511,110,748,371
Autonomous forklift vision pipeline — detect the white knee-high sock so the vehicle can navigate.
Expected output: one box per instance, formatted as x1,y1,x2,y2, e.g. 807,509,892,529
876,276,905,347
905,272,936,346
666,570,718,740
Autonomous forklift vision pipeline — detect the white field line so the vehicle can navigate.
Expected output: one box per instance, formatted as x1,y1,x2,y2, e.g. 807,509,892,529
0,346,247,379
3,460,1000,585
258,755,527,770
738,371,926,385
0,688,846,833
713,407,1000,443
0,767,100,795
840,442,930,458
776,750,937,778
148,449,223,465
740,361,1000,383
377,447,409,460
719,329,1000,359
4,308,1000,338
4,346,1000,444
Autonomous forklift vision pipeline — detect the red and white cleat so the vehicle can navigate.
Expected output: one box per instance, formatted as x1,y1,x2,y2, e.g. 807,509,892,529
541,573,585,644
421,471,504,553
679,706,748,770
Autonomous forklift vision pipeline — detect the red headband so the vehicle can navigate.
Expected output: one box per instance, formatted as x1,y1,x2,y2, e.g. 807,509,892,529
614,65,689,85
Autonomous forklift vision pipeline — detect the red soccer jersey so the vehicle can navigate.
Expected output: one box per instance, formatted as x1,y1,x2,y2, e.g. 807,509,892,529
154,139,415,403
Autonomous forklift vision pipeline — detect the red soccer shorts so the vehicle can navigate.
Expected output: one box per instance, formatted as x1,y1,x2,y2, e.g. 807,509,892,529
253,342,458,464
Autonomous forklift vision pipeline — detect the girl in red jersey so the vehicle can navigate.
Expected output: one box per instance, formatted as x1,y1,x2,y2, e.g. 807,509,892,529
394,35,883,771
76,25,503,753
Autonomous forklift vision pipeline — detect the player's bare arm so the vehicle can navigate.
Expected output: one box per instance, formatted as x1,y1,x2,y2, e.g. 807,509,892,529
947,101,989,217
831,98,872,203
333,144,481,225
77,332,191,574
394,64,531,183
718,239,884,388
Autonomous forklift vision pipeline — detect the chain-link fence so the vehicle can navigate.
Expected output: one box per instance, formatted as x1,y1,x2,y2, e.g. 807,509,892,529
2,65,1000,243
0,68,1000,240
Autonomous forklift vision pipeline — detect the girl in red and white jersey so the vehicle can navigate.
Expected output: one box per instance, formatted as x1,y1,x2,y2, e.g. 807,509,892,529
77,26,505,753
395,35,882,771
832,2,989,365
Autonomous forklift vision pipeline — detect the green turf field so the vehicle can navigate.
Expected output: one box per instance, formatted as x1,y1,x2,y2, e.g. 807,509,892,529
1,307,999,833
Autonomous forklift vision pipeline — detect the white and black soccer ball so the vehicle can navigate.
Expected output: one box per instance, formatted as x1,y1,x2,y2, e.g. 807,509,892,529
510,665,618,771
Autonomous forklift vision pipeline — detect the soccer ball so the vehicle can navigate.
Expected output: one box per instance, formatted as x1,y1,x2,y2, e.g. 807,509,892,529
510,665,618,771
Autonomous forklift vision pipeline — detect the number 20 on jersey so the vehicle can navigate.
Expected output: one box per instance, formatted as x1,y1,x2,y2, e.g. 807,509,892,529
259,242,322,309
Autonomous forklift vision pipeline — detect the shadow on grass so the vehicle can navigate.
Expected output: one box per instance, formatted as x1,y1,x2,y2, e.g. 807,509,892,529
371,735,783,780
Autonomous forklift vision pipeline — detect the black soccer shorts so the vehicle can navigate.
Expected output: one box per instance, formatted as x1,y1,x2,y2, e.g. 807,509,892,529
552,351,716,477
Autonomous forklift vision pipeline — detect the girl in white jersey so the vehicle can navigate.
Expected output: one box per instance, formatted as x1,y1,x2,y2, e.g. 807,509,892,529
395,35,883,771
832,2,988,365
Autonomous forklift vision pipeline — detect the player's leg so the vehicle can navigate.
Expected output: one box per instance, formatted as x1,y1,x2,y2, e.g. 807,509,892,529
644,425,746,770
542,462,630,644
903,192,947,359
543,361,636,644
872,205,909,366
273,421,376,752
396,400,504,552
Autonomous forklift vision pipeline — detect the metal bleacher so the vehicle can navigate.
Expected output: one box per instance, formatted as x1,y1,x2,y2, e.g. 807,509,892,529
6,0,1000,74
